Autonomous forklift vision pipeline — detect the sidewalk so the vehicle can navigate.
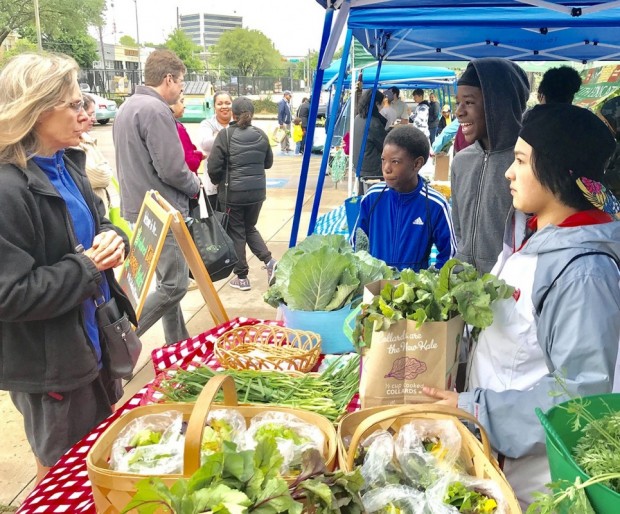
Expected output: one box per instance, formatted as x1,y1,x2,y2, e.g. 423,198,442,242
0,149,348,509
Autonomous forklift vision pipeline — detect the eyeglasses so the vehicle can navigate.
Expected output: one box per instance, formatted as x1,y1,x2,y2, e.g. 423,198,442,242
65,99,85,113
167,74,185,86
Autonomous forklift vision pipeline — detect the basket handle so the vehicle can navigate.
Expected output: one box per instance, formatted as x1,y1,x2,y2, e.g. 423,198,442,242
346,403,492,470
535,407,574,461
183,374,239,475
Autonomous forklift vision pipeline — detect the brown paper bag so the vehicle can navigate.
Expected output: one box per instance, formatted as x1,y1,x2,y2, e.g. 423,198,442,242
359,314,463,409
434,153,450,181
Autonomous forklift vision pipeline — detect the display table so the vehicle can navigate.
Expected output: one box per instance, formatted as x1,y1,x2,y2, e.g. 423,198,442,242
16,317,292,513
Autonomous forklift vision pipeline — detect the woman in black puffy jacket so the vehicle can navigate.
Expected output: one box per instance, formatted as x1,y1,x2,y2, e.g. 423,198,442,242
207,97,276,291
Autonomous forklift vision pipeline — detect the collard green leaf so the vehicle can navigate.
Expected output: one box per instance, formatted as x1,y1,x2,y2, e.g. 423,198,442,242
324,264,360,311
287,247,351,311
187,451,223,491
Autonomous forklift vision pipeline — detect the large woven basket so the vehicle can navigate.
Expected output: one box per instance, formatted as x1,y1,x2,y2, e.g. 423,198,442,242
87,374,337,513
337,404,522,513
214,323,321,372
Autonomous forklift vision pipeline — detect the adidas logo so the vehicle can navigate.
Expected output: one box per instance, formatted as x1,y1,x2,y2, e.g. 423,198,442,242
412,217,424,225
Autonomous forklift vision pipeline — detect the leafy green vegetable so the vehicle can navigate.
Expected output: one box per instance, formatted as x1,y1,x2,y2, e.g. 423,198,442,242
351,259,514,350
129,429,163,447
444,481,498,513
573,410,620,493
201,418,235,454
254,423,310,446
264,234,393,312
156,354,361,422
121,440,364,514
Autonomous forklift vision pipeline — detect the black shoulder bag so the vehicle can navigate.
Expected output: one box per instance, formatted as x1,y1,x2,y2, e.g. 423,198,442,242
95,290,142,380
185,127,238,282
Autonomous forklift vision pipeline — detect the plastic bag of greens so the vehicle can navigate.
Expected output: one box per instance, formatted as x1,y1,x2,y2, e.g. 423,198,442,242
426,473,507,514
110,410,184,474
395,419,462,489
243,411,325,474
359,430,401,491
201,409,247,462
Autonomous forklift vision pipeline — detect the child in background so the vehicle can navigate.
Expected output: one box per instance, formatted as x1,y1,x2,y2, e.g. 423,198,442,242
292,117,303,155
351,124,456,271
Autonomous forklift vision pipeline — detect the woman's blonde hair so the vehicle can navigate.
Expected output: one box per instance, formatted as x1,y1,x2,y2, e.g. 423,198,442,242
0,52,79,168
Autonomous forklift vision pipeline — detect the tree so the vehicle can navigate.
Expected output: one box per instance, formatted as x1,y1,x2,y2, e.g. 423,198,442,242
16,26,99,68
0,38,37,67
0,0,106,47
165,28,204,73
119,35,138,48
211,28,281,77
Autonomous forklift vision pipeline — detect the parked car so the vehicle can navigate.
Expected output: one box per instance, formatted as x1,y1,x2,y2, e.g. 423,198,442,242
179,97,212,123
87,93,117,125
79,83,91,93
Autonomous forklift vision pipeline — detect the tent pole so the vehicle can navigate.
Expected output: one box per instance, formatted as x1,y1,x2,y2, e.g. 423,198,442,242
307,28,353,236
289,7,334,248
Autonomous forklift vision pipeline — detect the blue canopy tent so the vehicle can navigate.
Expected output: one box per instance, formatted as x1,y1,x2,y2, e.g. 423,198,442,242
290,0,620,247
322,59,457,89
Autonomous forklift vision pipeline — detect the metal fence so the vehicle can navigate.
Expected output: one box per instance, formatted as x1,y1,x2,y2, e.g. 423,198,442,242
79,67,306,99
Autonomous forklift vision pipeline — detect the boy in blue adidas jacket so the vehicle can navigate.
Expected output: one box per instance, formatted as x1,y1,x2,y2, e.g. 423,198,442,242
351,125,456,271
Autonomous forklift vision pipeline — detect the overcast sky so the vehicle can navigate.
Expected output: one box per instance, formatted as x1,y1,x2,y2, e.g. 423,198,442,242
105,0,330,56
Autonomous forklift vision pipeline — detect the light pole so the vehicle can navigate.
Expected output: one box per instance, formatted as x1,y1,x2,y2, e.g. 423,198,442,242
134,0,141,85
33,0,43,51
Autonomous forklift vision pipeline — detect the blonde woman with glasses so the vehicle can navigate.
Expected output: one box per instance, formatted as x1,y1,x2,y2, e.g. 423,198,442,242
0,53,135,484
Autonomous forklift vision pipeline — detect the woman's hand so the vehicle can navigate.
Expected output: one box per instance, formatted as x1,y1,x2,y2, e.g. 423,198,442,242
423,386,459,408
84,230,126,270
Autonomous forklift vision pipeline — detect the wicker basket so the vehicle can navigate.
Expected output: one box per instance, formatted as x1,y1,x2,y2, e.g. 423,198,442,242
214,323,321,372
337,404,522,514
87,374,337,514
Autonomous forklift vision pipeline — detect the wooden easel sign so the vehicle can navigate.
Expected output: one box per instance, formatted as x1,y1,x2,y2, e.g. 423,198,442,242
118,191,171,319
118,190,229,327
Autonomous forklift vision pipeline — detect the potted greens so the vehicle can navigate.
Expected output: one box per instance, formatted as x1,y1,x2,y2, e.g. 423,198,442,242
264,235,393,353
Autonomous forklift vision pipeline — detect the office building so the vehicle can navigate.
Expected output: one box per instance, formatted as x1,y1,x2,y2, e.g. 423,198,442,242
179,12,243,50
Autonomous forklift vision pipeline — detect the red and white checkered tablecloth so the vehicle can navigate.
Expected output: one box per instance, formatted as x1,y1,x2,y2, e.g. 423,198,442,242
16,317,360,513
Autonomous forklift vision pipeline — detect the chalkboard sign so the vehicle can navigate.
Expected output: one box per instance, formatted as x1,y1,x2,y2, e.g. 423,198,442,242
118,191,172,318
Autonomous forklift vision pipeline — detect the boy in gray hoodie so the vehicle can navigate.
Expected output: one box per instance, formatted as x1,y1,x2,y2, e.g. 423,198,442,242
451,58,530,273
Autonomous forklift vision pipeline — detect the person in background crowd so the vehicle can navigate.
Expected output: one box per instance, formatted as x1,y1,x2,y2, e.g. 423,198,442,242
425,104,620,509
537,65,582,104
114,49,200,346
292,117,303,155
207,97,277,291
352,89,387,191
351,125,456,271
437,104,454,135
410,88,430,139
296,96,310,153
0,53,133,483
171,94,205,175
450,57,530,273
387,86,409,124
277,90,293,154
79,93,113,216
522,65,582,123
427,92,441,144
170,94,206,291
200,91,233,210
380,88,399,129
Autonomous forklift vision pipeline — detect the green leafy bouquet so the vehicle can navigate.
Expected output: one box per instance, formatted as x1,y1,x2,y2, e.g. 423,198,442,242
264,235,393,312
352,259,514,351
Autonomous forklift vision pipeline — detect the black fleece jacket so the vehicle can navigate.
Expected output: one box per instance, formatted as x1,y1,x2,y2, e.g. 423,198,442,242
207,123,273,205
0,149,134,393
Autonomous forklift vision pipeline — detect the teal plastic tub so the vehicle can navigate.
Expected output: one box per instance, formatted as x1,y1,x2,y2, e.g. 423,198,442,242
279,303,355,354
